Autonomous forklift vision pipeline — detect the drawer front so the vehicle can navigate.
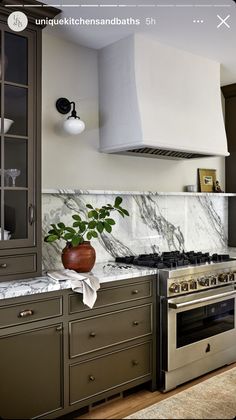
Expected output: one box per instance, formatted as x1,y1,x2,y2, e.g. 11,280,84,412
69,304,152,358
69,279,152,314
69,342,151,405
0,254,36,277
0,297,62,328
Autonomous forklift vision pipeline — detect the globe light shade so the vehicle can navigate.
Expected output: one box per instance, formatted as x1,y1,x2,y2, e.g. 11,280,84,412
63,117,85,135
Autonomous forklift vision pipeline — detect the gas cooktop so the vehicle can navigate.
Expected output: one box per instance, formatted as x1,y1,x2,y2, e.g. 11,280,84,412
115,251,233,269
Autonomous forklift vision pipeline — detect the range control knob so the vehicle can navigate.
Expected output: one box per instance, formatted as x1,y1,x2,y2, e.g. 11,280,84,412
210,276,217,286
218,273,229,283
181,282,189,292
169,283,180,294
198,277,209,287
189,280,198,290
229,273,235,282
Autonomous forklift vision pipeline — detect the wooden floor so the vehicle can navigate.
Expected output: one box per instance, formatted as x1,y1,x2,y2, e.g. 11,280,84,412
74,362,236,419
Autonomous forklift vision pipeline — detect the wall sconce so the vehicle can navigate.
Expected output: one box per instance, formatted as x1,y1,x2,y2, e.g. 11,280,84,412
56,97,85,135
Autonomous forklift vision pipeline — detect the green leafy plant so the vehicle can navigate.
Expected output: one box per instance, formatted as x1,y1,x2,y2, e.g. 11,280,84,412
44,196,129,247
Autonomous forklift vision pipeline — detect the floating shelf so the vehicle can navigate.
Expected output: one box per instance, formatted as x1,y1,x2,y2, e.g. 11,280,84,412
42,189,236,197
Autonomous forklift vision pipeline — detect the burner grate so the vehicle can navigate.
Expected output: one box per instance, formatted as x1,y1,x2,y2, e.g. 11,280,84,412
115,251,232,269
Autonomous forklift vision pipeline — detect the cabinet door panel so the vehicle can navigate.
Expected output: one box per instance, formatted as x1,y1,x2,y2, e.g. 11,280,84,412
70,304,152,358
70,342,151,405
69,280,152,314
0,325,63,419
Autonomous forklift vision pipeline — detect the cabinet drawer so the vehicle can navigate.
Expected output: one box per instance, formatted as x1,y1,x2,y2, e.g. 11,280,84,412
69,304,152,358
0,254,36,277
0,297,62,328
69,279,152,314
69,342,151,405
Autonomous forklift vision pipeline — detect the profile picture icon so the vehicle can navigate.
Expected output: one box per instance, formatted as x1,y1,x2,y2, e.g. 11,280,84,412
7,11,28,32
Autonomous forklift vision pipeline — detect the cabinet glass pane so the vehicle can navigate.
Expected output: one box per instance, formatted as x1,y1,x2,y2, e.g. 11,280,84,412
5,85,27,136
4,191,28,240
5,32,28,85
4,138,27,187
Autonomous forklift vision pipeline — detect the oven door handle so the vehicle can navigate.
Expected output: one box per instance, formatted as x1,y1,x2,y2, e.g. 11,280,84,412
169,289,236,309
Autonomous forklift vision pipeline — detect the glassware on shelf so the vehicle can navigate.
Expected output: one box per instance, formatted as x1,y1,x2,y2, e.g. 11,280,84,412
4,170,10,187
0,169,10,187
0,169,9,186
0,118,14,133
6,168,21,187
0,228,11,240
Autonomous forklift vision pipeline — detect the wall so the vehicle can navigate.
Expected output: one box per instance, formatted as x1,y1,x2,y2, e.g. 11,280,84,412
42,33,225,192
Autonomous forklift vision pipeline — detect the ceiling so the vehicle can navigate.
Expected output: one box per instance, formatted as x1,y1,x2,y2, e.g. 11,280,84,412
44,0,236,85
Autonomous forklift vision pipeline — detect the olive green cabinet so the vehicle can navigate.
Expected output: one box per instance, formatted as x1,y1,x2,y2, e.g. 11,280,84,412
0,1,60,281
69,342,152,406
67,276,156,412
0,324,63,419
0,275,156,419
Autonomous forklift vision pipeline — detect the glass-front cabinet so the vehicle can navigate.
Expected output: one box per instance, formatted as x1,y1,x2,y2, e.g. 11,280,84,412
0,19,40,280
1,30,33,245
0,2,59,281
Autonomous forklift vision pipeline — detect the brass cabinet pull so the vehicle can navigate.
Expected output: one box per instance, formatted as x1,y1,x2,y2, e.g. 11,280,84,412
56,325,63,332
133,321,139,326
89,332,96,338
19,309,34,318
89,375,95,381
132,360,139,366
0,263,7,269
28,204,35,225
132,290,139,295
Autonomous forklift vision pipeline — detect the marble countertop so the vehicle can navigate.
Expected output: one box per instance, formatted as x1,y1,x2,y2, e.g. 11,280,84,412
0,262,157,300
1,247,236,301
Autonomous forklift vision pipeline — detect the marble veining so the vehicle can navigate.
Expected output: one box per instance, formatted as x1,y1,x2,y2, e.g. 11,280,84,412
42,191,229,270
0,263,156,300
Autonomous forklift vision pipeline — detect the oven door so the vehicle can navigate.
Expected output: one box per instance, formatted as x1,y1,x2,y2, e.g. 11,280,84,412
167,285,236,371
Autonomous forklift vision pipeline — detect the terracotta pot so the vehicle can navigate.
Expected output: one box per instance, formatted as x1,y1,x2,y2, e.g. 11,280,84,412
61,241,96,273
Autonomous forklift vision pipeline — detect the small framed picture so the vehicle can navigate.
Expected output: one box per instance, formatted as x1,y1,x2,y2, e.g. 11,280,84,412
198,168,216,193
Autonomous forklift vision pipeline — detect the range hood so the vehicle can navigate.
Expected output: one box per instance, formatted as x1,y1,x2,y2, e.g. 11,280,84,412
98,35,229,160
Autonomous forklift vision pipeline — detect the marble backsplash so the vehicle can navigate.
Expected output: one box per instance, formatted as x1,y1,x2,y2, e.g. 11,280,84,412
42,191,229,270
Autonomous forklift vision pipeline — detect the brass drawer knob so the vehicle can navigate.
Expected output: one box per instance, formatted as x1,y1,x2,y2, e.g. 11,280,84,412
89,332,96,338
132,290,139,295
56,325,63,332
133,321,139,326
132,360,139,366
18,309,34,318
0,263,7,269
89,375,95,382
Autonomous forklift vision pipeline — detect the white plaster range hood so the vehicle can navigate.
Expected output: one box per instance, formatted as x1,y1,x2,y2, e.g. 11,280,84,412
98,34,229,160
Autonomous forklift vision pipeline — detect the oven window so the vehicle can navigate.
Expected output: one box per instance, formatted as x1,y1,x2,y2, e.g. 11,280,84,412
177,299,235,348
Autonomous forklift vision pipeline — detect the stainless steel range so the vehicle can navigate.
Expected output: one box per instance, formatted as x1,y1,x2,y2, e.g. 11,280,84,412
116,251,236,391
